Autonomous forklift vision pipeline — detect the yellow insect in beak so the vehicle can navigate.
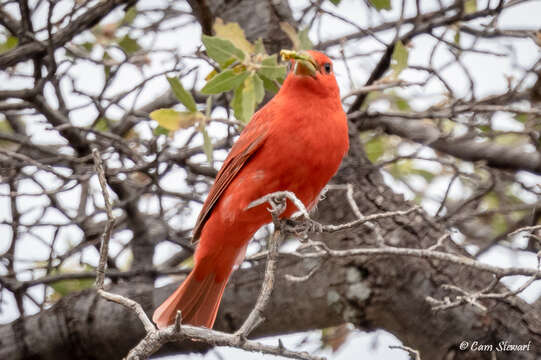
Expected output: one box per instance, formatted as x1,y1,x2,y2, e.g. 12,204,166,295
280,50,318,78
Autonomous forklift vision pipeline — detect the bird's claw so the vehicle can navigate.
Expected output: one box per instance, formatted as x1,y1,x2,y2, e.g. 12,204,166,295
283,217,323,240
267,196,287,218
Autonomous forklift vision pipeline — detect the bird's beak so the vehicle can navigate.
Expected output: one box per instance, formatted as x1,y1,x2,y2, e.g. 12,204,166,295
280,50,318,78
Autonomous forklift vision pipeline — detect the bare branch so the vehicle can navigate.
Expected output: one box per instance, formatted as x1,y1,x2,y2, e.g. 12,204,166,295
92,148,116,290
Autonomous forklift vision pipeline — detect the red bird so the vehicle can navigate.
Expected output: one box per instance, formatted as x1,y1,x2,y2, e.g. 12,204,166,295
153,50,349,329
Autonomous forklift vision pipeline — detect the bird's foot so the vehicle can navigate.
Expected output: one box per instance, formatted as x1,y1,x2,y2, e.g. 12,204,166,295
282,216,323,240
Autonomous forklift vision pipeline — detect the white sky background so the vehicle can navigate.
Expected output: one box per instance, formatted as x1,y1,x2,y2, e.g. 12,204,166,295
1,0,541,359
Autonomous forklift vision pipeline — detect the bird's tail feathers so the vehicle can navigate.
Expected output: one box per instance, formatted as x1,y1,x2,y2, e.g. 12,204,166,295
152,270,228,329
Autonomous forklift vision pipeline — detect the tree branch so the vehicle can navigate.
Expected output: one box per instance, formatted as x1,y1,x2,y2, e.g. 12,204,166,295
355,115,541,175
0,0,136,68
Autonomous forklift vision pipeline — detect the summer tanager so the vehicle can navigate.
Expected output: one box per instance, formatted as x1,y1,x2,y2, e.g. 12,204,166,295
153,50,349,329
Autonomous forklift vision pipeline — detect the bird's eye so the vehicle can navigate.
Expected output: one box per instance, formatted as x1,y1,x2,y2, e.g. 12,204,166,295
323,63,332,74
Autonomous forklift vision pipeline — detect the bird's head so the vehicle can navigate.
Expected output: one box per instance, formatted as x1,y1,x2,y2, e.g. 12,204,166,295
280,50,339,98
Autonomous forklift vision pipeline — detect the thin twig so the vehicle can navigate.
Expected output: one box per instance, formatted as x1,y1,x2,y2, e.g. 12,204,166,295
236,195,286,337
92,148,116,290
389,345,422,360
235,228,282,337
92,148,155,333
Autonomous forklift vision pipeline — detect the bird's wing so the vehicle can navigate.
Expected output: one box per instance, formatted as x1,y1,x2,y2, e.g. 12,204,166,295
192,113,270,241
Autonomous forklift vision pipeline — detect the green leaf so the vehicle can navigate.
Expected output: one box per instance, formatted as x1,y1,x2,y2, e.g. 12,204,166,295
390,40,409,78
213,18,254,56
453,31,461,46
122,6,137,25
491,214,507,236
395,98,410,111
0,120,16,148
205,69,218,81
199,121,214,165
329,0,341,5
388,159,414,179
259,74,280,94
232,84,243,120
494,133,525,146
391,93,411,112
117,35,140,54
369,0,391,11
81,41,94,52
149,109,202,131
298,27,313,50
154,125,170,136
515,113,528,123
49,265,94,299
0,120,13,133
364,136,385,163
93,117,110,132
439,118,456,133
482,191,499,210
167,77,197,112
103,51,112,80
412,169,435,182
104,65,111,80
280,22,300,50
202,35,245,67
465,0,477,14
253,74,265,104
232,76,256,123
240,76,256,123
279,24,313,51
0,36,18,53
51,277,94,297
181,255,195,269
478,124,491,133
201,69,249,94
254,38,266,55
257,55,287,80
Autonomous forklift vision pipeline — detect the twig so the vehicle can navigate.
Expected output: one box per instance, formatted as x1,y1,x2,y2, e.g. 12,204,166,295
0,148,84,181
92,148,116,290
319,206,420,233
290,242,540,278
341,80,424,101
285,260,324,282
125,324,326,360
427,256,541,312
235,228,282,336
389,345,422,360
98,290,156,333
236,196,285,337
92,147,156,334
428,233,451,251
509,224,541,237
326,184,387,245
